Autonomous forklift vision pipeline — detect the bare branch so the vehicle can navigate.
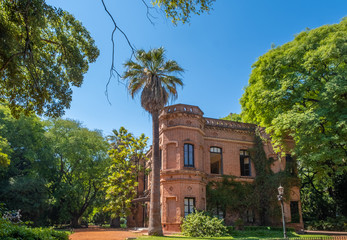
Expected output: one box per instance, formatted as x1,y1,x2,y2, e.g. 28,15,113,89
141,0,158,25
101,0,135,104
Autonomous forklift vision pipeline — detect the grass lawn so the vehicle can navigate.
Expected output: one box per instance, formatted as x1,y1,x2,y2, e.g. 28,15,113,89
137,231,329,240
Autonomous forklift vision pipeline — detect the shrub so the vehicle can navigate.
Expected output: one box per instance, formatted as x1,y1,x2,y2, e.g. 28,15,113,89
306,216,347,231
181,210,227,237
0,218,69,240
92,212,107,226
120,217,127,228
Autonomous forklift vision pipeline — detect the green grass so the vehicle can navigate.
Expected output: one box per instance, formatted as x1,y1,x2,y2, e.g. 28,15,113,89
136,231,330,240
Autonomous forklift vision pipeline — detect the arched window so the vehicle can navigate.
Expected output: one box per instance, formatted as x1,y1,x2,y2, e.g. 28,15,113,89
210,147,222,174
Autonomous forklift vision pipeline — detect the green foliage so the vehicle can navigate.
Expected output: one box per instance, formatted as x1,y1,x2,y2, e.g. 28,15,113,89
306,216,347,232
181,210,227,237
207,130,298,225
123,47,184,113
0,105,54,224
207,176,255,215
0,106,110,226
0,0,99,117
46,119,110,226
240,18,347,185
221,113,242,122
91,210,109,226
0,218,69,240
301,170,347,225
0,136,10,167
103,127,148,218
152,0,215,24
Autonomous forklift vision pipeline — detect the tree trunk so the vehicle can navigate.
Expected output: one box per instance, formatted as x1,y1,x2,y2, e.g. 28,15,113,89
110,217,120,228
148,110,163,236
71,215,81,228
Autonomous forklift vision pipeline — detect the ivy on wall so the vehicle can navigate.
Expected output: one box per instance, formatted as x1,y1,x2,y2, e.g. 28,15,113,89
207,128,299,225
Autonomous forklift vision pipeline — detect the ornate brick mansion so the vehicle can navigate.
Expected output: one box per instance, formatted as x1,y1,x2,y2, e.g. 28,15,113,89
128,104,303,231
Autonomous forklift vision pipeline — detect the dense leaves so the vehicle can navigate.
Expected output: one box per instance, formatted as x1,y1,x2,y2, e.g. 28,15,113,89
0,106,110,226
221,113,242,122
240,18,347,227
0,218,69,240
46,119,110,227
207,132,299,225
152,0,215,24
181,210,227,237
123,47,184,114
103,127,148,218
0,0,99,117
240,18,347,184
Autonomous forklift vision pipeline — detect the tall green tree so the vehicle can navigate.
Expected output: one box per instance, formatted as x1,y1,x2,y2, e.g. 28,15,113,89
240,18,347,183
240,18,347,219
0,0,99,117
46,119,110,227
0,105,54,224
123,47,183,235
104,127,148,219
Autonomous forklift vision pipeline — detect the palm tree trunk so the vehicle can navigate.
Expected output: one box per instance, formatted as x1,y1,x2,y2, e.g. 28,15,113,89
148,110,163,236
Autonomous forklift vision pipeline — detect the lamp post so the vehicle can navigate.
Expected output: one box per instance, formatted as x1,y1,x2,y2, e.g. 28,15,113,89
278,185,287,238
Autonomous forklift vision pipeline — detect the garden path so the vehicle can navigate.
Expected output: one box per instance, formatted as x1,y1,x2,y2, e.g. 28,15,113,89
69,227,145,240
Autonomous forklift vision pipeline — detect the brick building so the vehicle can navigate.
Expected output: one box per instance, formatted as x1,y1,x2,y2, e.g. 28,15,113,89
128,104,303,231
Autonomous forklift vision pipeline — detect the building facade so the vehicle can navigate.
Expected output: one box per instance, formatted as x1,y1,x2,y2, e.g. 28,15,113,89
128,104,303,231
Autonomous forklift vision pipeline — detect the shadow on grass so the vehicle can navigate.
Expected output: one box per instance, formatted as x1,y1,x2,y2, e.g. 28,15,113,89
138,230,330,240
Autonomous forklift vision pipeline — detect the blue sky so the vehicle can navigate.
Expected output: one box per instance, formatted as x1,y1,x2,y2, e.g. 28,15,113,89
46,0,347,139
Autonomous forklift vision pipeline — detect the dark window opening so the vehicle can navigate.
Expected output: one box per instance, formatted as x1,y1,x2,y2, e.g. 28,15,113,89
210,147,222,174
211,205,224,219
160,149,162,170
184,144,194,167
286,154,296,175
246,209,255,223
290,201,300,223
240,150,251,176
184,197,195,217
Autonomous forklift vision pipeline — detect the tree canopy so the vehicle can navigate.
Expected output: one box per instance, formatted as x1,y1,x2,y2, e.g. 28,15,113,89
152,0,215,24
221,113,242,122
0,106,110,226
103,127,148,218
0,0,99,117
240,18,347,182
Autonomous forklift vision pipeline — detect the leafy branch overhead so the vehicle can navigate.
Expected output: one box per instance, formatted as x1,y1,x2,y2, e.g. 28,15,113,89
152,0,216,24
0,0,99,117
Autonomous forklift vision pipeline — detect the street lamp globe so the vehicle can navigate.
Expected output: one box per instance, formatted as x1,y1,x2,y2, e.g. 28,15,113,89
278,185,284,195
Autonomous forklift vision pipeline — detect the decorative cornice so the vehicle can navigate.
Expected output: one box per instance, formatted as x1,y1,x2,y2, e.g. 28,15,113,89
204,118,256,132
204,136,254,145
160,125,205,136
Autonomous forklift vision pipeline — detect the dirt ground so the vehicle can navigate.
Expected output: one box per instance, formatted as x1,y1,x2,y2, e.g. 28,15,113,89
69,227,145,240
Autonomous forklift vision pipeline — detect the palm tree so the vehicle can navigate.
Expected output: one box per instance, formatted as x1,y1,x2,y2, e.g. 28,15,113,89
123,47,183,235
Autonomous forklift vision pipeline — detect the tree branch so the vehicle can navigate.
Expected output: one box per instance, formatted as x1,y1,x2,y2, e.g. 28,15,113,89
140,0,157,25
100,0,135,104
